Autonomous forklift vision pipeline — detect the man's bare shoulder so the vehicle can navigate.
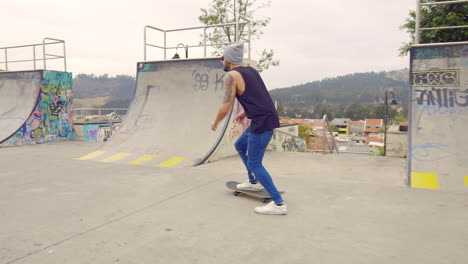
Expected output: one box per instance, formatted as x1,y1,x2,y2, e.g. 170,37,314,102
229,68,245,81
229,67,246,96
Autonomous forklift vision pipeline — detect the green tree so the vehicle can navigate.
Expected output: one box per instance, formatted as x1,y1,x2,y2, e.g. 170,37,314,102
298,125,311,142
394,114,408,122
276,101,285,116
345,102,371,121
199,0,279,72
399,0,467,56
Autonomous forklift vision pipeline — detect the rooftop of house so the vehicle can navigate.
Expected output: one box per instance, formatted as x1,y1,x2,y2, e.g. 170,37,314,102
367,136,384,143
365,119,383,127
365,127,381,133
331,118,351,126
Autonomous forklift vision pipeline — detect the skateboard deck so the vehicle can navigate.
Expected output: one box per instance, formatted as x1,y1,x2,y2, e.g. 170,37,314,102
226,181,284,203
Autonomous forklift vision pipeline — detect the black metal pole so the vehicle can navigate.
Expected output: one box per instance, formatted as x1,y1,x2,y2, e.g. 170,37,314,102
384,91,388,156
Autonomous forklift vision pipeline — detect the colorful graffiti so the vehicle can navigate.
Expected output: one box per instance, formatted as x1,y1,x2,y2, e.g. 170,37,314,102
3,71,75,145
269,130,306,152
84,124,100,141
228,101,251,141
412,70,460,87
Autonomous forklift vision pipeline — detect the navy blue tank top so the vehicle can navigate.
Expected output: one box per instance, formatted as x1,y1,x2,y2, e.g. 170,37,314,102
232,66,280,133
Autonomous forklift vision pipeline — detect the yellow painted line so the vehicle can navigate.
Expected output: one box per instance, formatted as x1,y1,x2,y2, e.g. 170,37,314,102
99,152,131,163
128,154,158,165
411,172,440,190
156,157,186,167
465,176,468,189
75,151,106,160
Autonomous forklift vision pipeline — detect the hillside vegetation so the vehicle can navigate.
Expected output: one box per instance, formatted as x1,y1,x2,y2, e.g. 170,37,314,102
72,69,409,121
270,69,409,120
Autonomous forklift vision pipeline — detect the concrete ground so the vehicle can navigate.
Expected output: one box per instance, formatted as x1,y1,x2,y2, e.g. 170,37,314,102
0,141,467,264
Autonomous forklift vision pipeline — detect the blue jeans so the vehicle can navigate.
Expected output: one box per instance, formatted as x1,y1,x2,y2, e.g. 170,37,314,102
234,127,283,204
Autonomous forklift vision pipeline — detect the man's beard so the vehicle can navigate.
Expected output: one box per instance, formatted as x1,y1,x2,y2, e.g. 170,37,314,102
223,63,229,72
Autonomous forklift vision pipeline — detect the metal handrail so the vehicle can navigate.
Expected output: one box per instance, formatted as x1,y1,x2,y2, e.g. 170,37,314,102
415,0,468,44
421,0,468,6
0,38,67,71
144,17,252,61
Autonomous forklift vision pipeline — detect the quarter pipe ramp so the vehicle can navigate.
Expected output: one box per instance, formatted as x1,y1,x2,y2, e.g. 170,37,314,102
0,70,74,146
77,58,247,167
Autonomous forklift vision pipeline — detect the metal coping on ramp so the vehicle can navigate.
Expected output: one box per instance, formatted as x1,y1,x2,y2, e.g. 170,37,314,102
76,58,249,168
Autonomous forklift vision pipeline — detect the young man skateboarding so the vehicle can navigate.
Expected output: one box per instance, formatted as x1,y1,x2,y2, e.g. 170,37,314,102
211,42,287,215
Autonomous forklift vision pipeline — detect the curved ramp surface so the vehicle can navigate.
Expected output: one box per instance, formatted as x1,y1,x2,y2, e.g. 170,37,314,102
0,71,42,142
77,58,244,167
0,70,75,146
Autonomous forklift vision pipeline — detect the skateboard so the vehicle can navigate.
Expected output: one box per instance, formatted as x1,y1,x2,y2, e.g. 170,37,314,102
226,181,284,203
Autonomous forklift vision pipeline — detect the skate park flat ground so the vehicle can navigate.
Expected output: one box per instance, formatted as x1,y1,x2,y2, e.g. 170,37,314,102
1,141,467,264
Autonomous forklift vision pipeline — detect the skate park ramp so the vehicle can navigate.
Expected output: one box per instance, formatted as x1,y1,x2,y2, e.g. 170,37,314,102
409,43,468,192
0,70,75,146
0,71,42,143
77,58,246,168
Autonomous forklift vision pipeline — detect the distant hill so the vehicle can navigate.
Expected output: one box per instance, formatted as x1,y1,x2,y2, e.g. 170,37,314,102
270,69,409,109
73,74,135,107
71,70,410,121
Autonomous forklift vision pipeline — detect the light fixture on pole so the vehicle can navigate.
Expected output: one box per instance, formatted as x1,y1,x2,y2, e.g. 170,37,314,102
383,90,398,156
172,43,188,59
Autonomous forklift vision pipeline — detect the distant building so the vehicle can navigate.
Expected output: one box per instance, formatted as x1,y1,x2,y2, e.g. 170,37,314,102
349,120,365,136
386,121,409,158
331,118,351,136
364,119,383,137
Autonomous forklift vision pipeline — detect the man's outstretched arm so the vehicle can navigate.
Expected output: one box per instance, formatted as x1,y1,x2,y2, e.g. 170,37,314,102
211,73,236,131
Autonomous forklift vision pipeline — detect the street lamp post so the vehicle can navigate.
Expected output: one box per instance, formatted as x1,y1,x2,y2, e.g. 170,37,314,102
383,90,398,156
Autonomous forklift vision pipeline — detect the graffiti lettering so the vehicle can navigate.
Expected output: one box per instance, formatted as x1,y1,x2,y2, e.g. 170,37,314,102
412,70,459,87
50,101,64,116
192,71,209,91
411,142,453,162
215,73,224,92
228,123,242,141
16,72,41,89
414,48,448,58
416,88,468,108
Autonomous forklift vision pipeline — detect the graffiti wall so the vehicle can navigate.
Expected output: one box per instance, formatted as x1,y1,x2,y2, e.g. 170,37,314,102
268,129,306,152
83,124,100,141
1,71,75,146
275,125,299,136
409,43,468,191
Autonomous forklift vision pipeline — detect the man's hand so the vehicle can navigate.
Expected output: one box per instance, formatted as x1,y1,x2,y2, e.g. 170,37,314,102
211,120,218,131
234,111,246,124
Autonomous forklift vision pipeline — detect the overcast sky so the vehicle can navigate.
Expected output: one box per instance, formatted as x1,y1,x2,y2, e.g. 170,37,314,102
1,0,415,89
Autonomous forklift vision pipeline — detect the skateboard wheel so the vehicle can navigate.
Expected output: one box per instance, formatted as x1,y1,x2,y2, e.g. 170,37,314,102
262,198,270,203
233,191,240,196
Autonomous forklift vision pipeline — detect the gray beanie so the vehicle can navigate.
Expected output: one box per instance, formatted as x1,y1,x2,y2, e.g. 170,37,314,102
224,43,244,64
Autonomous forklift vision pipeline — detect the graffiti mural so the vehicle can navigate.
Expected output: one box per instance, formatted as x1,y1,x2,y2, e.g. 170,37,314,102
2,71,75,145
268,130,306,152
228,101,251,141
84,124,100,141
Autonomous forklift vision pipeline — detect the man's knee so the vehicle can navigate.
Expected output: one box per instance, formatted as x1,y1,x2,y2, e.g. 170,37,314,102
235,140,246,153
247,160,261,173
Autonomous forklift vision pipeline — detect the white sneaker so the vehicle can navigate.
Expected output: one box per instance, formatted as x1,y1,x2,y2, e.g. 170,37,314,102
236,180,264,192
255,201,288,215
